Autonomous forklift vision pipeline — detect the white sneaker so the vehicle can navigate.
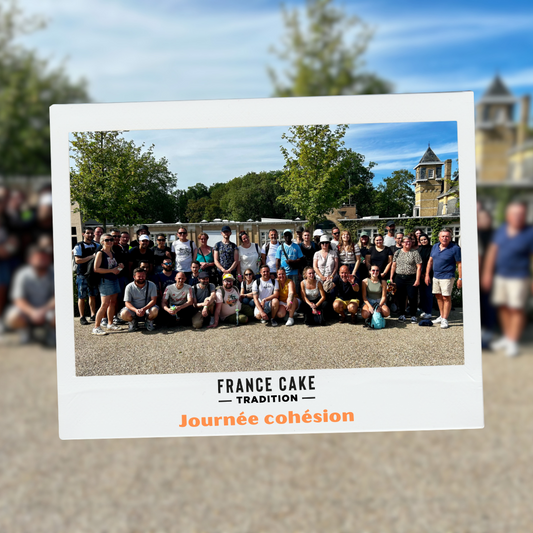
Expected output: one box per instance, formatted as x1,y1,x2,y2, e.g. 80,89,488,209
92,327,108,336
432,316,442,324
106,323,120,331
440,318,449,329
490,336,510,351
286,317,295,327
505,342,519,358
420,312,432,319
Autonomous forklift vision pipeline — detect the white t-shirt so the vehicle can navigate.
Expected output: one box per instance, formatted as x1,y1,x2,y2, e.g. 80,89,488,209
238,243,261,275
261,241,279,272
172,239,197,272
215,287,241,321
384,235,396,247
252,278,279,301
163,283,192,307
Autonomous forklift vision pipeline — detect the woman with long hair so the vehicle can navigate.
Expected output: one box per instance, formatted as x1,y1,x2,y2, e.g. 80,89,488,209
240,268,256,311
361,265,390,322
313,235,338,282
300,266,327,326
196,233,217,286
92,233,123,335
365,234,392,280
237,230,261,280
417,232,433,319
337,230,361,278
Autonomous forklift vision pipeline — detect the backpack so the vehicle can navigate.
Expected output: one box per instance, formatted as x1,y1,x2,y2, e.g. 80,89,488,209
370,303,385,329
85,251,104,289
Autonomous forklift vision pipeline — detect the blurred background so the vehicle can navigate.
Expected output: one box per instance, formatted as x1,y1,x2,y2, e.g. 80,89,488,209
1,0,533,531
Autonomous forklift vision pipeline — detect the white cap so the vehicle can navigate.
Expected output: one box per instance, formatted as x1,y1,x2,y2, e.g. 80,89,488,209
313,229,325,237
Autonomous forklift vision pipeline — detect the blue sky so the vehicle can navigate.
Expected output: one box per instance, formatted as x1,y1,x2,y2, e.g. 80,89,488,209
20,0,529,187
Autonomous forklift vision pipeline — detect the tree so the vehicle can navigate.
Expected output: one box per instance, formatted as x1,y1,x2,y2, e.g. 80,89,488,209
279,124,370,226
269,0,391,97
374,169,415,218
70,131,177,228
0,0,89,176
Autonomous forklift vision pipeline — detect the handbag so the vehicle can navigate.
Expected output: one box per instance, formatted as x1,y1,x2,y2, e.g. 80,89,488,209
322,278,334,293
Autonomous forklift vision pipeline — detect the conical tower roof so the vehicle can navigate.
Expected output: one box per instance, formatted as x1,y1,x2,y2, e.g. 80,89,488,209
415,146,442,166
479,75,516,104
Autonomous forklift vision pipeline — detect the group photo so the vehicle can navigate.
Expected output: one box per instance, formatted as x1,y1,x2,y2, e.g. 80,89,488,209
69,121,464,376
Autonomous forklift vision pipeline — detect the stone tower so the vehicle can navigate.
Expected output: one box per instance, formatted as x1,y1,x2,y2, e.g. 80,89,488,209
413,146,452,217
475,75,517,183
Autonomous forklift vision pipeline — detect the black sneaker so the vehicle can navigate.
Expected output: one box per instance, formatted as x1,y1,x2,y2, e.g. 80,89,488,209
80,316,89,326
89,315,96,322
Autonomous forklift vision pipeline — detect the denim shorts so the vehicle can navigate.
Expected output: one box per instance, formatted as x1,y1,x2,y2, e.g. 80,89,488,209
99,278,120,296
76,275,98,299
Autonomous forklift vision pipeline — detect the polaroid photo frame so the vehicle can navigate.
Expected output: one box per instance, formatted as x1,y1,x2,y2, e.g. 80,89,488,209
51,92,483,439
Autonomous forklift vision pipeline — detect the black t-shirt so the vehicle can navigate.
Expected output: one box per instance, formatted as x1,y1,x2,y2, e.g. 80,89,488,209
332,274,359,301
130,239,154,249
156,270,178,294
112,244,129,277
367,246,392,274
153,245,173,269
389,245,402,256
129,246,155,270
299,242,317,269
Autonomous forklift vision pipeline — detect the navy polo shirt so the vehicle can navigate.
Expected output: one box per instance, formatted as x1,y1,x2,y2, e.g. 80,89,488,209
493,223,533,278
430,241,461,279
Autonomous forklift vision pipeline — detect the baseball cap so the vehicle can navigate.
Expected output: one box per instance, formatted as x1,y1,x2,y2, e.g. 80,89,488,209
139,235,150,242
198,271,210,279
222,273,235,281
319,235,330,243
283,228,292,235
221,225,231,232
313,229,325,237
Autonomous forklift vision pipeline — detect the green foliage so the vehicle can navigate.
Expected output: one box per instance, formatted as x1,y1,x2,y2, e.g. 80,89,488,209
429,218,444,245
0,0,89,176
269,0,391,97
374,169,415,218
70,131,177,228
279,124,373,226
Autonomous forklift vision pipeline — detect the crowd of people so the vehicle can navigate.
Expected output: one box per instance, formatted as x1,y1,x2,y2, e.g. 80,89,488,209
71,221,463,335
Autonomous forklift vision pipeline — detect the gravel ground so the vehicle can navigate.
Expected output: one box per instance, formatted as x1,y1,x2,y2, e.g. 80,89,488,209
75,309,464,376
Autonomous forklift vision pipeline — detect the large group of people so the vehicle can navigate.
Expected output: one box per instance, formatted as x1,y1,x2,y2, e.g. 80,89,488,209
73,221,463,335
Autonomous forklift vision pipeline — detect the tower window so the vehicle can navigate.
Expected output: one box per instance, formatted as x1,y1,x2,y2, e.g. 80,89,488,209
428,169,434,179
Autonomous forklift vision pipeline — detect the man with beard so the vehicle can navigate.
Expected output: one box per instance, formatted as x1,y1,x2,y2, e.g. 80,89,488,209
214,225,239,285
120,268,158,332
275,229,303,294
156,259,178,303
74,226,100,325
331,265,360,324
209,273,253,327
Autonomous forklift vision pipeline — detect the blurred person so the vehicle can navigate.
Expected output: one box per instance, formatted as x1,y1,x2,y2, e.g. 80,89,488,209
331,265,360,324
210,273,253,328
74,227,100,325
276,229,303,292
5,246,55,346
93,226,103,245
240,269,257,311
119,231,130,248
477,208,497,347
300,265,326,327
356,231,371,283
129,234,154,277
299,228,318,274
414,228,423,245
261,228,279,280
120,268,158,332
361,265,390,323
330,226,340,251
214,225,239,285
196,233,217,285
383,220,396,247
482,202,533,357
155,259,178,301
191,271,216,329
408,232,419,251
237,230,261,279
390,236,422,323
337,230,360,277
112,230,129,323
153,233,174,274
171,227,197,283
294,226,304,245
426,228,462,330
189,261,201,286
130,224,153,249
161,272,194,327
417,233,434,319
313,235,338,282
365,234,392,281
92,233,123,336
252,264,280,326
389,231,404,256
138,260,157,284
275,267,300,326
312,228,325,247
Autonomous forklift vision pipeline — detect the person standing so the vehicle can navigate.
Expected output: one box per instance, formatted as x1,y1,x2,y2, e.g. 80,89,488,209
196,233,217,286
261,229,279,280
213,225,239,285
128,235,154,278
237,231,261,279
153,234,174,274
171,226,197,283
365,235,392,281
383,221,396,248
417,233,433,319
330,227,341,251
275,229,303,292
482,202,533,357
426,228,462,330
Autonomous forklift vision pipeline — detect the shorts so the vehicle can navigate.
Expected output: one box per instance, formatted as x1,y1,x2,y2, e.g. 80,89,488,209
492,275,530,310
99,278,120,296
280,298,300,310
432,277,454,296
76,275,98,299
335,298,359,307
120,305,159,321
254,300,272,318
367,298,380,307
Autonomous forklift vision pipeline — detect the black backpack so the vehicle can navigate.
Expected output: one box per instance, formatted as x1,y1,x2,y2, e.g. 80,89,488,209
85,251,103,289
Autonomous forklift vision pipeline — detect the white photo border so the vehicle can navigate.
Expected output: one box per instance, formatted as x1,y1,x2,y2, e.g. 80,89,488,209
51,92,483,439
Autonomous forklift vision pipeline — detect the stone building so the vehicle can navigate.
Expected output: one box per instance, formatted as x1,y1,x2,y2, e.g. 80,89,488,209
412,146,455,217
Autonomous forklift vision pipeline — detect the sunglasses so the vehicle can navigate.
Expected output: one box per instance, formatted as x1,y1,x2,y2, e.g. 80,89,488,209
157,238,166,241
244,273,253,276
103,238,114,242
178,232,187,235
332,232,340,236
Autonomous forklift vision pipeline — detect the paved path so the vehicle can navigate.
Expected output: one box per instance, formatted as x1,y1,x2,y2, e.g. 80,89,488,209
1,333,532,532
75,309,464,376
